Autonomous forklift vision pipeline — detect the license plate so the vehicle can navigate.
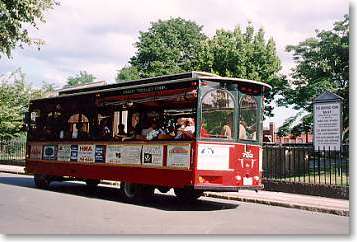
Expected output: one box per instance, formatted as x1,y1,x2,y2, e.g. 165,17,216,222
243,177,253,186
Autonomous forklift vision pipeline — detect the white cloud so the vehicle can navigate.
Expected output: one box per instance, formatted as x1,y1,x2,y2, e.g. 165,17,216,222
1,0,348,85
0,0,348,126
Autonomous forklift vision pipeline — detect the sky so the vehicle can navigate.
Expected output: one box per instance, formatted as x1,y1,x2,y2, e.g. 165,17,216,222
0,0,349,127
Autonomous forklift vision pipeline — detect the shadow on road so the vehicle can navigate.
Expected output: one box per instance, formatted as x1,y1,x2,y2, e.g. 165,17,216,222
0,174,239,211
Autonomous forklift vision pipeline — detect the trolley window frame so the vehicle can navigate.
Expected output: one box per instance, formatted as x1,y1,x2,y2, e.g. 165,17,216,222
197,79,264,145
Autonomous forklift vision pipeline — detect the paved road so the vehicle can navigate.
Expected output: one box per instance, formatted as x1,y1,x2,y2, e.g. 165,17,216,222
0,173,349,234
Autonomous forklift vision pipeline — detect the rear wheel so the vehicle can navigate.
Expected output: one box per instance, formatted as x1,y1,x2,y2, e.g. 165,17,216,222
120,182,154,202
174,188,203,202
34,174,50,189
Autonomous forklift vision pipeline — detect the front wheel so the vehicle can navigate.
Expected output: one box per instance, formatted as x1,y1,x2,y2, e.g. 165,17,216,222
174,188,203,202
34,174,50,189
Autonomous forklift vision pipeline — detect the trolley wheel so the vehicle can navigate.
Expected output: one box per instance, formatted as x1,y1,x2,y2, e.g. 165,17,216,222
120,182,154,202
85,179,100,189
34,174,50,189
174,188,203,202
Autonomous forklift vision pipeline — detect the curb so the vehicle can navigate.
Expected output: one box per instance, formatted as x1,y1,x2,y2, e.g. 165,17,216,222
0,169,349,216
203,192,349,217
0,170,26,176
0,170,120,186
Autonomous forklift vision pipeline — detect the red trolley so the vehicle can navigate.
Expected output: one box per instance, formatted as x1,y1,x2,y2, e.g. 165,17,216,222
25,71,271,201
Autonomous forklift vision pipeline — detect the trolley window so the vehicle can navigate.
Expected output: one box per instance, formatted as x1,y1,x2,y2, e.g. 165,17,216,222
201,89,235,139
239,95,258,141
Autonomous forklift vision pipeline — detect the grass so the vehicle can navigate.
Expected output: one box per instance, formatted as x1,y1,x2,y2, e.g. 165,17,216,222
0,152,25,161
267,172,349,187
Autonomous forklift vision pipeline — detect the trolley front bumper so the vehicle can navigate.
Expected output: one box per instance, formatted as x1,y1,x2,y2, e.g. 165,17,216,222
193,184,264,192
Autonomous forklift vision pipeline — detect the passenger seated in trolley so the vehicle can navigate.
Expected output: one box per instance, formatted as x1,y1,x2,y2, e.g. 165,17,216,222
114,123,127,141
121,113,197,141
239,121,257,140
123,112,144,141
221,117,233,139
239,121,247,139
144,119,165,140
76,122,89,140
98,119,111,140
200,119,209,138
158,124,176,140
175,117,195,140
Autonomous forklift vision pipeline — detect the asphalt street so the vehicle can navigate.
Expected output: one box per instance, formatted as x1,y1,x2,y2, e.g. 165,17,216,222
0,173,349,234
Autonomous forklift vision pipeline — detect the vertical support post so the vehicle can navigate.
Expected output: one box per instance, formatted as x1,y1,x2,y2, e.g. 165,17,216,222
329,146,332,185
323,146,326,184
318,147,321,184
293,145,296,182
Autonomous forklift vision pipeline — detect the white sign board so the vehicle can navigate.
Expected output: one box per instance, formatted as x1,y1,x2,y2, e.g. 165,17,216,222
197,144,231,170
314,102,341,151
78,144,95,163
167,144,191,168
106,145,123,164
106,145,142,165
30,144,42,160
43,145,56,160
57,144,71,161
142,145,164,166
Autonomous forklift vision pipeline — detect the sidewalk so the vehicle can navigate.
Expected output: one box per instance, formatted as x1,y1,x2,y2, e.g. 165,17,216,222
204,191,349,216
0,164,349,216
0,164,25,174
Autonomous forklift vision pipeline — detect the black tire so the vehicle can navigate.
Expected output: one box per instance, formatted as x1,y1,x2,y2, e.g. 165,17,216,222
85,179,100,189
34,174,50,189
120,182,154,202
121,182,140,201
174,188,203,202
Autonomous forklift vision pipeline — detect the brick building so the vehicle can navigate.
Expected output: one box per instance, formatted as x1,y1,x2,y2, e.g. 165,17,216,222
263,122,313,144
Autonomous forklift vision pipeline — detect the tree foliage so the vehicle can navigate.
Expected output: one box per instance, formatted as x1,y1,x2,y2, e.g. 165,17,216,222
65,71,96,88
115,65,140,82
0,69,52,139
128,17,207,78
118,18,284,117
199,24,284,116
279,15,349,141
0,0,56,58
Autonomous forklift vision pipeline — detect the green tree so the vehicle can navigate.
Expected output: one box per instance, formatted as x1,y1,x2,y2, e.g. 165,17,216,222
279,15,349,141
32,80,56,97
0,0,56,58
115,65,140,82
40,81,55,93
0,69,51,139
200,23,285,117
65,71,96,88
119,19,284,117
128,17,207,78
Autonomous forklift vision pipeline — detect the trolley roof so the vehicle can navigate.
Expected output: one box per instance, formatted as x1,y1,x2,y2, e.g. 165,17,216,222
33,71,272,102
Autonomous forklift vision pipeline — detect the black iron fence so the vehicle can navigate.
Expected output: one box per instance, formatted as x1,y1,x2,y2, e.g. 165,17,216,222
262,143,349,187
0,138,26,164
